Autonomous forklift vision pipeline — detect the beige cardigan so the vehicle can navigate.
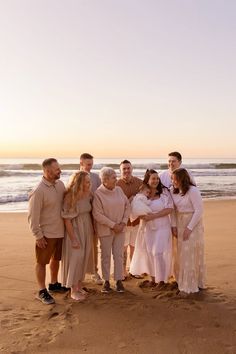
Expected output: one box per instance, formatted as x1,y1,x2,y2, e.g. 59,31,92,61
92,185,130,237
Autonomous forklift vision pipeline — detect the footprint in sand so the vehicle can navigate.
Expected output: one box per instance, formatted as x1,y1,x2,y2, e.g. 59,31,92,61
1,303,78,353
152,290,179,300
0,305,12,312
32,314,41,319
1,318,10,327
195,325,204,332
24,332,33,337
48,311,59,319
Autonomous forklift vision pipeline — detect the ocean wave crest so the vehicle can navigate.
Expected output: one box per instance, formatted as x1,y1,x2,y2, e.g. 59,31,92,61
1,162,236,172
0,194,29,204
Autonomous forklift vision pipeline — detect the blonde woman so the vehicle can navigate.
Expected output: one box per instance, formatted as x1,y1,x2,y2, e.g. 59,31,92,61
61,171,94,301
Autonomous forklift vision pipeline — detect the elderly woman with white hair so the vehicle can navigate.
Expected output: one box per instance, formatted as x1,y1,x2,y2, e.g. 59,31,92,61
92,167,130,293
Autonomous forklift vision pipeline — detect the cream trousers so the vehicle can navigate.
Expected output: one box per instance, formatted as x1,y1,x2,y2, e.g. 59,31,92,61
99,233,125,281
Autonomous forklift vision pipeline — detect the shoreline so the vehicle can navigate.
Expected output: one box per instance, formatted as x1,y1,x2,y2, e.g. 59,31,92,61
1,195,236,213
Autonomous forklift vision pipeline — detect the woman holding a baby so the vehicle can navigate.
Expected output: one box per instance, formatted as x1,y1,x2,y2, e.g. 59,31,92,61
129,169,173,289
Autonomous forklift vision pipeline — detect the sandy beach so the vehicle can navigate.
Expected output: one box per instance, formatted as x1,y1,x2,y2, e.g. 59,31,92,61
0,200,236,354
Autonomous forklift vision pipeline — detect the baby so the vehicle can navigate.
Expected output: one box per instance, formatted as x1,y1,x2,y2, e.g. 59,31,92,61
130,184,156,230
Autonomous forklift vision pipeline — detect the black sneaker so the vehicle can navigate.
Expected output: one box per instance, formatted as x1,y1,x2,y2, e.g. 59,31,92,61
36,288,55,305
116,280,125,293
48,282,69,293
101,281,112,293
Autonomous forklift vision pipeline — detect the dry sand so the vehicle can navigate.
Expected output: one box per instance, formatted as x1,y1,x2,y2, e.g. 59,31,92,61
0,200,236,354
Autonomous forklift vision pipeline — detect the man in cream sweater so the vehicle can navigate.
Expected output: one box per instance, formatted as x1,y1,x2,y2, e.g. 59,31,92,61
28,158,66,304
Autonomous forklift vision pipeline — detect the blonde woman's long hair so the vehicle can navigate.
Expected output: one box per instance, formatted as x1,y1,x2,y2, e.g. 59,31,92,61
64,171,90,210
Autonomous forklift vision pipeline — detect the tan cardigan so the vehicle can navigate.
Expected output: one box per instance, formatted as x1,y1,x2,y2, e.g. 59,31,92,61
92,185,130,237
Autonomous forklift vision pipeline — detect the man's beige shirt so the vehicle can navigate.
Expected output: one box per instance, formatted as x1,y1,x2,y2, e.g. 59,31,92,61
28,177,65,240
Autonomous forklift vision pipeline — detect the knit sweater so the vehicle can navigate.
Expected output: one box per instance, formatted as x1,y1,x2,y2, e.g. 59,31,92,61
92,184,130,237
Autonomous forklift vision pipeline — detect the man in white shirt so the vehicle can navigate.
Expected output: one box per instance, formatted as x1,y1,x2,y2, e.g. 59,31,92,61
160,151,196,188
79,153,102,285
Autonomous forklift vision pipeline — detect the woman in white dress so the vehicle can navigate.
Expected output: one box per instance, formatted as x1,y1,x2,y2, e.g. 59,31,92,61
130,169,173,288
171,168,205,294
61,171,94,301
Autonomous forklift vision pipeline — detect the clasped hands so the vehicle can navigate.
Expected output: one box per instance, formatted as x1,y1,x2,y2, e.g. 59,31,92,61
171,227,191,241
113,222,126,234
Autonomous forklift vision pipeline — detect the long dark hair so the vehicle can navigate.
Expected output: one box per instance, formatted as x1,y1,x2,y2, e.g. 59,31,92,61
172,168,195,195
143,169,164,196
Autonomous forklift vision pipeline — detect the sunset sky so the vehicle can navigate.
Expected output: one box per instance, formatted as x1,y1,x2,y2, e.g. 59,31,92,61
0,0,235,158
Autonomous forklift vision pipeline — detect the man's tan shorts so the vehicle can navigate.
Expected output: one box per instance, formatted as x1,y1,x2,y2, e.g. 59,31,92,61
35,237,63,265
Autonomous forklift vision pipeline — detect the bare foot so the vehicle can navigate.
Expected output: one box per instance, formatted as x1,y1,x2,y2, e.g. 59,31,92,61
71,291,86,301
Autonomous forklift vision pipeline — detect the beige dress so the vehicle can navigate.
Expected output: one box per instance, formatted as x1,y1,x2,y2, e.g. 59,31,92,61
171,186,206,293
61,196,94,288
175,212,205,293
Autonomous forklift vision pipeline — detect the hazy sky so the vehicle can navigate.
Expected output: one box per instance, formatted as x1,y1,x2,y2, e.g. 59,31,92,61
0,0,235,158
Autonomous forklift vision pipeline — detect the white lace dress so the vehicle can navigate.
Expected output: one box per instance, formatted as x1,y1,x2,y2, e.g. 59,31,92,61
171,186,206,293
130,190,173,282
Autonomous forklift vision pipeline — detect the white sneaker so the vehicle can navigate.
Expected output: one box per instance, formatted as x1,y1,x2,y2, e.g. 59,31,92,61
91,272,103,285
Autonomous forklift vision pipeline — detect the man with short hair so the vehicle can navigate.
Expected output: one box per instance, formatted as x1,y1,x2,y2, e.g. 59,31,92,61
160,152,196,275
28,158,66,305
79,153,102,285
116,160,142,279
160,151,196,188
80,153,101,193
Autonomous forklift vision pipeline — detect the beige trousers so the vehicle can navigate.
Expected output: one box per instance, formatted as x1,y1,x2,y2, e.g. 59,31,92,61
99,233,125,281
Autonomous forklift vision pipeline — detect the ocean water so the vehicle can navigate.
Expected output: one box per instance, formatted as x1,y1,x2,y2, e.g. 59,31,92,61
0,158,236,212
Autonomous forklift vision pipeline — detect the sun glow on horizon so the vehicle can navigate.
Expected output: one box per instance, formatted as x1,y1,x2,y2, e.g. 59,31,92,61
1,1,236,158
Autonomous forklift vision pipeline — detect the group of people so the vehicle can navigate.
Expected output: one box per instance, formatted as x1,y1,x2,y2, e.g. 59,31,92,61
28,152,205,305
